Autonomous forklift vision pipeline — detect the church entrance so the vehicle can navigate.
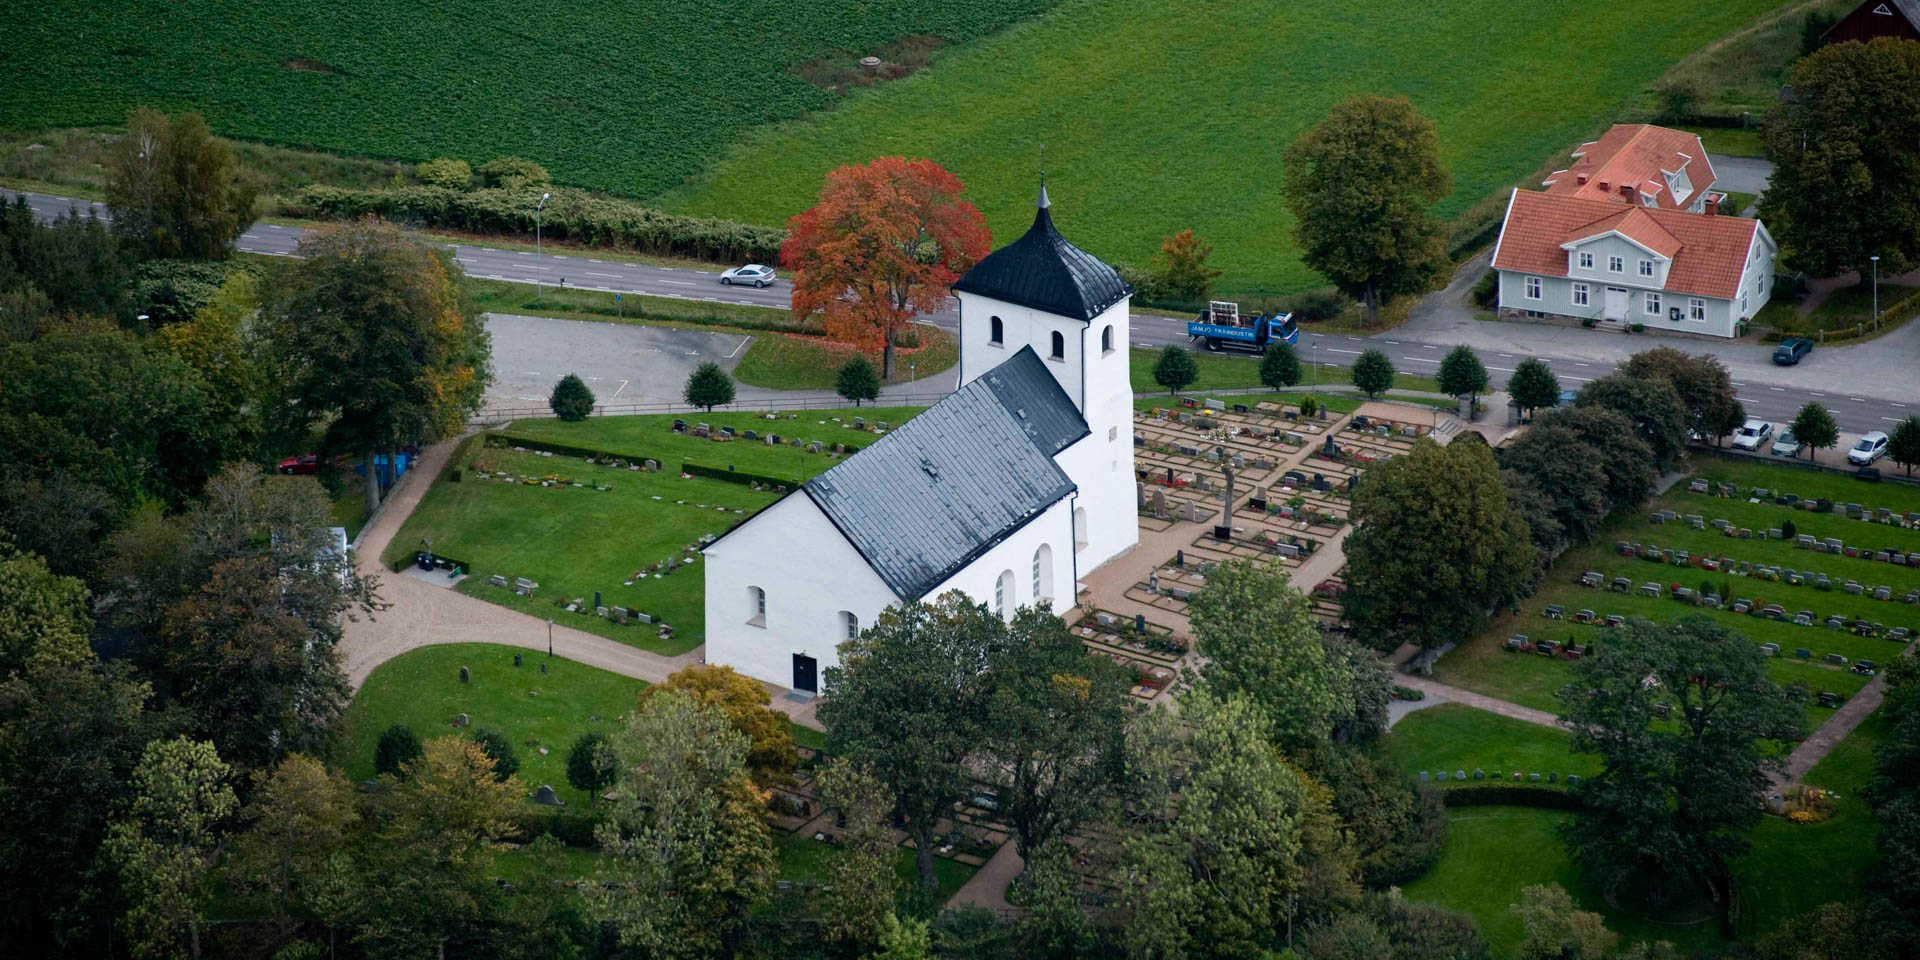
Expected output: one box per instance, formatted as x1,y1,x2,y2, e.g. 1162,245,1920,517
792,654,818,694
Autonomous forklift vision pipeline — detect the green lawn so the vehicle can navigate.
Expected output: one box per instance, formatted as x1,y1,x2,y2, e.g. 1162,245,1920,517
661,0,1781,297
1403,807,1725,958
1132,392,1363,416
774,830,977,908
1681,126,1766,159
1128,347,1443,395
1760,280,1920,337
466,278,807,335
1695,454,1920,506
733,327,958,390
383,448,779,653
498,406,929,483
1382,704,1599,784
337,643,649,809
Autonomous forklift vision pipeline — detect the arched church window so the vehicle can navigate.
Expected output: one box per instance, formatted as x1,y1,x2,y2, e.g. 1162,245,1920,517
1050,330,1064,360
990,316,1004,345
1102,325,1114,354
996,569,1015,618
748,586,766,627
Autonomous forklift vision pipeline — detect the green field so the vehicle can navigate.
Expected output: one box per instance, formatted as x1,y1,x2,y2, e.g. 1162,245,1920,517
659,0,1782,296
4,1,1060,199
733,328,959,391
1383,704,1600,784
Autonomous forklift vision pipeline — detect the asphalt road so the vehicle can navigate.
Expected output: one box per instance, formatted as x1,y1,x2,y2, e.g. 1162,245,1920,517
14,188,1915,438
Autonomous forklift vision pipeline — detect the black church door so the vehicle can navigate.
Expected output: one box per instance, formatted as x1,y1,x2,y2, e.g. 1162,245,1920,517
792,654,818,694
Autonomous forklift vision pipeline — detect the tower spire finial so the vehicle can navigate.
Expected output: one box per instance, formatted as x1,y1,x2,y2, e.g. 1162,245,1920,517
1038,143,1050,209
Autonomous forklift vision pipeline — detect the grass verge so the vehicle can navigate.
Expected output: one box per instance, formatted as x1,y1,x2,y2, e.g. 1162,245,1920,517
734,327,959,390
465,277,807,335
1128,347,1443,395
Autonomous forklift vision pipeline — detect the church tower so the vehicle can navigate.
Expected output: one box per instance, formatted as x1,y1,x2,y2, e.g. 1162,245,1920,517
951,182,1138,573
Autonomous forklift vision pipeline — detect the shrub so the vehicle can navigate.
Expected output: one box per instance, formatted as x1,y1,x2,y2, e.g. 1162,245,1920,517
1781,518,1797,540
471,727,520,781
1152,345,1199,394
566,731,613,799
1440,784,1582,809
373,724,422,777
836,354,880,406
548,373,596,421
478,156,551,190
1630,322,1646,333
1112,261,1169,305
683,361,735,411
416,157,472,190
1470,269,1498,309
1282,287,1351,324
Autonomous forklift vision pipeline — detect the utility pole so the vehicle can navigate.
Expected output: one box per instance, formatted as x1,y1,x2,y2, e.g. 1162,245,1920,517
546,617,554,658
1871,255,1880,331
535,191,551,294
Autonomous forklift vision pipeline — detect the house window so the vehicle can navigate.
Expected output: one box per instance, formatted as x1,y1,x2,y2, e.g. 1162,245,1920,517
1101,325,1114,354
747,586,766,627
1608,256,1624,273
1524,276,1542,300
1642,193,1658,208
1032,544,1054,603
989,316,1004,345
1572,283,1589,307
1689,298,1705,320
1638,259,1654,278
995,569,1015,619
1049,330,1065,360
1741,293,1749,313
840,611,858,641
1644,292,1661,316
1577,251,1594,269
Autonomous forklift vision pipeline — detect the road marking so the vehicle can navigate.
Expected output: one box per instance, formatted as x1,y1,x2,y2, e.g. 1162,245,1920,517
1769,387,1786,392
612,379,629,397
1385,340,1401,344
1498,353,1514,358
1401,355,1439,363
1851,397,1867,402
589,259,605,264
1885,417,1907,423
584,271,621,278
659,279,697,286
1326,348,1362,355
1811,392,1827,397
1562,375,1593,382
515,252,533,256
1486,365,1515,372
1730,382,1746,388
1895,403,1909,408
1346,336,1363,341
1573,362,1591,366
1421,344,1438,349
523,370,540,375
726,336,752,359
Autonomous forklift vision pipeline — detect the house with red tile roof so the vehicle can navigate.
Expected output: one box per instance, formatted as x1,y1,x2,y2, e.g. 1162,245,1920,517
1490,188,1777,339
1820,0,1920,47
1541,124,1721,214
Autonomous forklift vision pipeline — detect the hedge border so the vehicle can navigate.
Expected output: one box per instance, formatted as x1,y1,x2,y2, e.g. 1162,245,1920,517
681,461,799,489
1439,784,1582,810
441,431,487,484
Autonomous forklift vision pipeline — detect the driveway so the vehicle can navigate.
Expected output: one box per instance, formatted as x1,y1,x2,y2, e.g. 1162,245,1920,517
1707,153,1773,196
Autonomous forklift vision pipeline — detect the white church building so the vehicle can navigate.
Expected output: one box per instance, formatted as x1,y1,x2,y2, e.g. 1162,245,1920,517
702,185,1138,694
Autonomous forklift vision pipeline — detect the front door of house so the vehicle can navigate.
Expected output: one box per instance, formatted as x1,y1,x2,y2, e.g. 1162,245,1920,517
1603,287,1628,321
792,654,818,694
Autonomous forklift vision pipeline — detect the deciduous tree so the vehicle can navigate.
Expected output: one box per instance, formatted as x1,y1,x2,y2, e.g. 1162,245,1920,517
1351,348,1395,398
1574,373,1689,471
1188,560,1354,749
1014,839,1097,960
224,753,358,938
1436,345,1489,406
105,109,258,261
646,663,797,787
1152,345,1198,394
781,157,991,377
1260,341,1302,390
1346,440,1535,649
1507,357,1562,418
1559,616,1802,904
1620,347,1745,445
104,736,237,959
1761,38,1920,275
1886,416,1920,475
812,758,896,950
417,158,473,190
548,373,594,421
1789,402,1840,462
683,360,734,412
565,730,612,801
820,593,995,894
1512,883,1616,960
374,725,422,778
470,728,519,782
0,546,92,676
592,690,774,959
836,353,881,407
1152,228,1223,302
1283,95,1451,326
261,220,491,516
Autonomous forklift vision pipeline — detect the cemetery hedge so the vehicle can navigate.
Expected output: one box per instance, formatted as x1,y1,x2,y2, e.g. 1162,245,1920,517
1439,785,1582,810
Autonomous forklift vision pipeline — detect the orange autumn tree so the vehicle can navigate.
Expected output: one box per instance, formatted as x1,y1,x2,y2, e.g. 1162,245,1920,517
781,157,991,378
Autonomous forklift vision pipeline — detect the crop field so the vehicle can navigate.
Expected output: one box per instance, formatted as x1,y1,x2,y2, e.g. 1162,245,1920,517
659,0,1783,296
3,0,1061,198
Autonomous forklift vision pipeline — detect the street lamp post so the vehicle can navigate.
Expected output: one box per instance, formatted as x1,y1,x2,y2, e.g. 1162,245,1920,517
1311,341,1319,394
1871,255,1880,331
909,361,916,386
546,617,554,658
535,192,551,294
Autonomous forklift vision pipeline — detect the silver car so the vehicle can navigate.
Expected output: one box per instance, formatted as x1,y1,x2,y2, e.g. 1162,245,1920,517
719,264,776,287
1731,419,1773,451
1770,430,1802,458
1848,431,1890,465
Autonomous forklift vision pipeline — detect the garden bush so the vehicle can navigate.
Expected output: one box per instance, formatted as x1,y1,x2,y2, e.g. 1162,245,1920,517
1439,784,1582,809
478,156,551,189
1283,287,1351,324
1469,269,1498,309
471,727,520,781
416,157,472,190
373,724,422,777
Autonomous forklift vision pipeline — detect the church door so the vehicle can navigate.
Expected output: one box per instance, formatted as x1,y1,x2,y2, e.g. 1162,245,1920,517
792,654,818,694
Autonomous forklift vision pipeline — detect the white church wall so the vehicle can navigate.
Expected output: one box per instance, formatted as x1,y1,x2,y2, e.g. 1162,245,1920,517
956,291,1087,409
702,492,899,692
1059,297,1137,572
925,497,1078,620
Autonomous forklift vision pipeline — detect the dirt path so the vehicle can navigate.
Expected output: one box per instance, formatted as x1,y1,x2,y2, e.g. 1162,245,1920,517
1391,675,1562,729
1775,672,1887,788
340,433,825,729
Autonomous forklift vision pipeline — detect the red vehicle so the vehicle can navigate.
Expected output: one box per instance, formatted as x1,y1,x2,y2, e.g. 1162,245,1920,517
278,454,342,475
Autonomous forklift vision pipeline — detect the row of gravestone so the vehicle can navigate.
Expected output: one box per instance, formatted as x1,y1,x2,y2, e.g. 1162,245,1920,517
1689,479,1920,527
1419,769,1579,785
1612,544,1920,601
1350,415,1425,437
1656,507,1920,566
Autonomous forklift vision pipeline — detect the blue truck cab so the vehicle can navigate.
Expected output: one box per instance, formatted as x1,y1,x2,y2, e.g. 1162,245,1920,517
1187,301,1298,353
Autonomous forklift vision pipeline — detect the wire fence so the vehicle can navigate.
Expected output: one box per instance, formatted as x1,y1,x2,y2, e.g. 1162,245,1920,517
473,392,957,425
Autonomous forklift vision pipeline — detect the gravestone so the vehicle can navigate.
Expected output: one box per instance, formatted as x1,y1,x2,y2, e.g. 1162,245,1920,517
489,575,507,588
453,712,468,727
531,784,565,807
513,653,522,667
459,666,470,684
1152,490,1167,516
1688,479,1709,493
1135,613,1147,634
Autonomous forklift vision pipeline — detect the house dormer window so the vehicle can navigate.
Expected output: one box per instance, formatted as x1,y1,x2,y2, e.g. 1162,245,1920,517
1608,256,1624,273
1578,251,1594,269
1638,259,1654,278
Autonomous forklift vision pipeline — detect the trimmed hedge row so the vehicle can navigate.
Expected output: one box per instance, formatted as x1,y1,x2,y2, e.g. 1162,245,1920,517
442,431,487,484
512,809,602,847
285,185,785,263
682,461,799,489
485,432,618,462
1438,784,1582,810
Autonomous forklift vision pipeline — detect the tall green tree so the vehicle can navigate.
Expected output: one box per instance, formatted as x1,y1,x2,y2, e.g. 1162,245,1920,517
1863,657,1920,949
223,753,359,939
812,758,897,951
1499,409,1641,553
1886,416,1920,475
592,690,774,959
1574,373,1689,471
1619,347,1745,445
683,360,735,412
260,219,492,517
1789,402,1840,463
548,373,594,421
1014,839,1097,960
374,725,423,778
0,195,133,321
1260,341,1302,390
1187,559,1354,750
1346,440,1535,649
1512,884,1616,960
564,730,612,801
1558,616,1802,904
1761,38,1920,275
1283,95,1450,326
105,108,258,261
1507,357,1562,420
1152,345,1198,394
104,736,238,959
820,593,996,893
1436,345,1489,406
836,353,881,406
0,546,93,677
979,607,1130,861
1350,348,1395,398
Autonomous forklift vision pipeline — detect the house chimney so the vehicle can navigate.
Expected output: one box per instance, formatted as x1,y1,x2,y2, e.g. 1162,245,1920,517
1576,174,1589,186
1704,196,1719,216
1619,182,1634,199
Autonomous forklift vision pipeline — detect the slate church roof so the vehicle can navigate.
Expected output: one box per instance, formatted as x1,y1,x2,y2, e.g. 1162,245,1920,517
801,346,1088,599
952,186,1132,321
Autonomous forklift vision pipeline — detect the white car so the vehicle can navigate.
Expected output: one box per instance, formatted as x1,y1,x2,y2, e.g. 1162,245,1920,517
719,264,777,287
1731,419,1774,451
1848,431,1890,465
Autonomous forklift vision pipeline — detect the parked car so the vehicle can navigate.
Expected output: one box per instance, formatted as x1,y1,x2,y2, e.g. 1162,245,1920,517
1848,431,1890,465
719,264,776,287
278,454,322,475
1731,419,1774,451
1770,430,1802,458
1772,337,1813,365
